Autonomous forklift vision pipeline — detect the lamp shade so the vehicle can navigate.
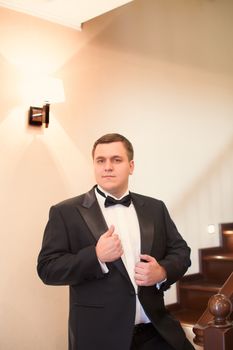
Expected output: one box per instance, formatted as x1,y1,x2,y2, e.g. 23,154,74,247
38,77,65,104
23,75,65,106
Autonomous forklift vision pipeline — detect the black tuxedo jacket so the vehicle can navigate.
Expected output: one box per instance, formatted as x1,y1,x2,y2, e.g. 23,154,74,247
37,187,192,350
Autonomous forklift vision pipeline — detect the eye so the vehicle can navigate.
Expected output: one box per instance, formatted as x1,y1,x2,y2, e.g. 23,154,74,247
114,158,122,163
96,159,104,164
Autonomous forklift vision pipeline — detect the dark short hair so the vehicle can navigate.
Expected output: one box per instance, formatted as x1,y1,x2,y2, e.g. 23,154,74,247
92,133,134,161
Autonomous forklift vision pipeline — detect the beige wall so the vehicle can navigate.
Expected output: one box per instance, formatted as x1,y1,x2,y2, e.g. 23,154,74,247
1,1,233,349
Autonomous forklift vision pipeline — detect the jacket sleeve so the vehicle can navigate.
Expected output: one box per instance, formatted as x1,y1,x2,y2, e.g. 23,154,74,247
37,205,105,286
157,201,191,290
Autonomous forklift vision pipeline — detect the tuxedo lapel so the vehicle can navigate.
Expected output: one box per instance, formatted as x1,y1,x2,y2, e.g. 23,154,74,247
77,189,108,241
77,188,132,284
131,193,154,255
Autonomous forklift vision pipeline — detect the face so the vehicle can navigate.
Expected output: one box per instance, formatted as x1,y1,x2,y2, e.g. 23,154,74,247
93,141,134,198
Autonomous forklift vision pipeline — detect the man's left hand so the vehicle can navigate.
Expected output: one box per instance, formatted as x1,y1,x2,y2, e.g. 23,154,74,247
134,254,167,286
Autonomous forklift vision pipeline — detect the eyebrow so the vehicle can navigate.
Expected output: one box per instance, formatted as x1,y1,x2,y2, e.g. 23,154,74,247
95,155,123,160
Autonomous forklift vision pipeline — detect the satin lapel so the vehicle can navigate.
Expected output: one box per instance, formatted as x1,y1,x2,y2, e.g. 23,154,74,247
77,189,108,241
77,188,131,283
131,193,154,255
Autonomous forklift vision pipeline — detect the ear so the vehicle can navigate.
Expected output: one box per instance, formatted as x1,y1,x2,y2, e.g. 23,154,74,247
129,160,134,175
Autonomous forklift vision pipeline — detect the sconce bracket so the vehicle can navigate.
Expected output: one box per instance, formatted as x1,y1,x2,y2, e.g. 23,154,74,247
29,104,50,127
29,106,43,126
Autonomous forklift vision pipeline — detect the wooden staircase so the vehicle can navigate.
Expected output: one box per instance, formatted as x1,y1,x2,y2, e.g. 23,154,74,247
168,223,233,330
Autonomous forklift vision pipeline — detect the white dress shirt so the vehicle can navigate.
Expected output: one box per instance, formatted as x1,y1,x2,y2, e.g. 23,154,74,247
95,186,150,324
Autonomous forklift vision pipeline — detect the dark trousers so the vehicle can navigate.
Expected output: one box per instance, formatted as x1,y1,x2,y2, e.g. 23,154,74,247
130,323,175,350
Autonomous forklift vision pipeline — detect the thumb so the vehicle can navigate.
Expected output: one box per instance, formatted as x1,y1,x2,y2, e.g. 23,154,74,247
140,254,154,263
105,225,115,237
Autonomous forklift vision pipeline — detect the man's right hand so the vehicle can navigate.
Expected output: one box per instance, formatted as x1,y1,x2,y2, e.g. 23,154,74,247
96,225,123,263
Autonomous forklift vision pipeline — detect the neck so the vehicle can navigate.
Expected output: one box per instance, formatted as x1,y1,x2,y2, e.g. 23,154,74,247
97,185,128,199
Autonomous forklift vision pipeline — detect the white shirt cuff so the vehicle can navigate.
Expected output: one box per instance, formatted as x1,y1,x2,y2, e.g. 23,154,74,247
98,260,109,273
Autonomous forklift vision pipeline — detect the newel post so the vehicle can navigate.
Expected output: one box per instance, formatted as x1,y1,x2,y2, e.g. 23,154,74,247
204,293,233,350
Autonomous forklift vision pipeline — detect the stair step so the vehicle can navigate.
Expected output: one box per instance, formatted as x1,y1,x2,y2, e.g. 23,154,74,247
203,253,233,261
178,280,221,311
222,224,233,251
170,308,202,326
202,256,233,283
180,280,221,292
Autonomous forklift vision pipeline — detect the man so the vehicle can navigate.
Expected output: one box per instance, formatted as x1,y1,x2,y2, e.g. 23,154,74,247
37,133,195,350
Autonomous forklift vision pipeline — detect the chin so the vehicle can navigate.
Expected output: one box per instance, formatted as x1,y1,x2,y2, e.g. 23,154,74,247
102,184,115,192
101,184,117,194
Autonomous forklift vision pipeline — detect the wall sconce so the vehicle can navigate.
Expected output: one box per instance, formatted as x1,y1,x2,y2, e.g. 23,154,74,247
28,77,65,128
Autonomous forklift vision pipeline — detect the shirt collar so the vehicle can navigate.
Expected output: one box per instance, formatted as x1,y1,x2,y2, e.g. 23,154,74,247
96,185,129,200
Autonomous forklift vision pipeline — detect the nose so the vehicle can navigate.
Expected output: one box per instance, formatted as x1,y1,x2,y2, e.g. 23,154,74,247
104,159,113,171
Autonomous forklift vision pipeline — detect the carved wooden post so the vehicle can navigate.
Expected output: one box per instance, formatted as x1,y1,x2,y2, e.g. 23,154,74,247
204,293,233,350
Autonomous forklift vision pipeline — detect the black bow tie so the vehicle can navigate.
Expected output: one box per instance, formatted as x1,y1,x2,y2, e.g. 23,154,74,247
105,194,131,208
96,187,132,208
